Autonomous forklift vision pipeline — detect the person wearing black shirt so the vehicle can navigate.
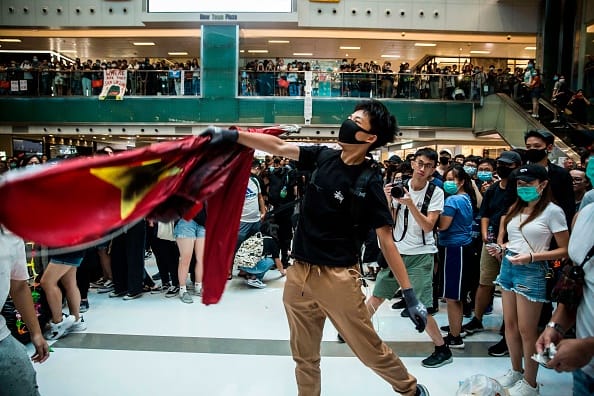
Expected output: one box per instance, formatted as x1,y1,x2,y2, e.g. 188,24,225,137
461,150,521,337
201,100,430,396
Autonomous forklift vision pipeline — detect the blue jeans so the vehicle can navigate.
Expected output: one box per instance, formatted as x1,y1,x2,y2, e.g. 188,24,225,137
573,369,594,395
235,221,261,251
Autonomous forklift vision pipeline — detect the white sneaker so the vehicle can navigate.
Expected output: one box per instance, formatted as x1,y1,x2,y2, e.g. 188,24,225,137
507,379,539,396
246,278,266,289
70,316,87,332
44,314,75,340
495,369,524,388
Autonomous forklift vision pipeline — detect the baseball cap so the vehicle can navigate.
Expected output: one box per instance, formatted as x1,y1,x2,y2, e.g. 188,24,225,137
497,151,522,165
524,129,555,145
516,164,548,182
388,155,402,164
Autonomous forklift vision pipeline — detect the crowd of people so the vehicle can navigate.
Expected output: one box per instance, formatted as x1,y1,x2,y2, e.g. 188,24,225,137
2,99,594,395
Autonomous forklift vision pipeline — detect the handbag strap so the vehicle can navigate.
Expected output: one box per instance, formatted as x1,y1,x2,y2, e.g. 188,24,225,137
577,244,594,268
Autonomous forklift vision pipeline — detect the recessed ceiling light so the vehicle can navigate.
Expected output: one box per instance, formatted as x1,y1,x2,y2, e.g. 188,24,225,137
414,43,436,47
133,42,155,46
525,46,536,50
168,52,188,56
60,50,77,53
0,38,21,43
293,53,313,56
340,46,360,50
248,49,268,53
381,54,401,58
470,50,490,54
269,40,290,44
240,49,245,53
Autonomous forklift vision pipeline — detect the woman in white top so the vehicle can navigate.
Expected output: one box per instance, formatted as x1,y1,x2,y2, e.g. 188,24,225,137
487,164,569,396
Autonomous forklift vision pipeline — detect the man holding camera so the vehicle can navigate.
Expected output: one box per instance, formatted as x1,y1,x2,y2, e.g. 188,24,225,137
366,148,451,368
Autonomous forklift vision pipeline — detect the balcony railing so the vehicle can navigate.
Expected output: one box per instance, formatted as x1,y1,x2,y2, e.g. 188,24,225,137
0,68,509,100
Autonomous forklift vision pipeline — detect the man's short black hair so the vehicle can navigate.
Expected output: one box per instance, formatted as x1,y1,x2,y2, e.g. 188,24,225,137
413,147,438,166
353,99,398,151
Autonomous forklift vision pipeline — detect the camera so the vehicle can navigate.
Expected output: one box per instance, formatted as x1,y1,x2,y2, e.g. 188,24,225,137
390,177,410,198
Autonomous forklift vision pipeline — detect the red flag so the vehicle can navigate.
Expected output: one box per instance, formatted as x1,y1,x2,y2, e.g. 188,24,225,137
0,125,296,304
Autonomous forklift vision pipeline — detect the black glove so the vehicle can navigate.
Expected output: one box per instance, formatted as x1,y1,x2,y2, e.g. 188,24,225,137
403,288,428,333
199,126,238,146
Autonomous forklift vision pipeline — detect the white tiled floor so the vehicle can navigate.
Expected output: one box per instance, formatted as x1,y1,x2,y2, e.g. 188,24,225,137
29,260,573,396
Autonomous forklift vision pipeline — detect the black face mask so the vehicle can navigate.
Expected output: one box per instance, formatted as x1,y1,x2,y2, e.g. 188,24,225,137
525,148,548,163
338,119,368,145
496,165,513,178
439,157,450,166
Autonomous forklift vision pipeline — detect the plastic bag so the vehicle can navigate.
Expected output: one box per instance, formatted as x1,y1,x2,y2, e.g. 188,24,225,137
456,374,505,396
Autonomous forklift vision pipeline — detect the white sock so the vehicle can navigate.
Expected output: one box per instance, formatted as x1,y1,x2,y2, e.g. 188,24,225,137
195,282,202,291
179,286,187,294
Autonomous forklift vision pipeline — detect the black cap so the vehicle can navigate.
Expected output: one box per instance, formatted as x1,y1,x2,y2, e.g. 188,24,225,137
516,164,548,182
251,159,261,168
524,129,555,145
497,150,522,165
388,155,402,164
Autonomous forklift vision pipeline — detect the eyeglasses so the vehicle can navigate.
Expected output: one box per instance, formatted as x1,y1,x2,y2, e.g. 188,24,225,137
413,161,435,170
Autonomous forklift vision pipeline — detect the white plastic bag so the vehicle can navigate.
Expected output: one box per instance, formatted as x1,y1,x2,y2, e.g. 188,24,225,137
456,374,506,396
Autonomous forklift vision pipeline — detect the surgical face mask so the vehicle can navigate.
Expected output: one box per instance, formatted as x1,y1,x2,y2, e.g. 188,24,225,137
477,171,493,182
559,78,565,83
586,156,594,184
553,76,559,81
268,166,275,173
496,165,513,179
443,181,459,195
463,166,477,177
338,119,369,145
517,185,541,203
525,148,548,163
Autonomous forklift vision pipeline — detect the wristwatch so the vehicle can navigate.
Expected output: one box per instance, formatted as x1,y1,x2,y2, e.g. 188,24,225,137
546,322,565,335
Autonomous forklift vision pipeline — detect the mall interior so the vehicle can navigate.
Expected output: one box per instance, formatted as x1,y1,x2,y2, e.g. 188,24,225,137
0,1,593,395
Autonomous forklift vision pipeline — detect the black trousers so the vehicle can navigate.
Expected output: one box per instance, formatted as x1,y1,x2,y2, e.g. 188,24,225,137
151,237,179,287
111,221,146,295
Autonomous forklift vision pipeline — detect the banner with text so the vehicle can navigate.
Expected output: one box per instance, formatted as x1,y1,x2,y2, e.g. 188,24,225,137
99,70,127,100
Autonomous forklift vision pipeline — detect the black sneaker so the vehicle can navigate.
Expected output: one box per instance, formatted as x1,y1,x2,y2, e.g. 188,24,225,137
416,384,430,396
391,299,406,309
421,345,453,368
393,288,403,299
80,299,89,313
439,325,466,338
462,317,484,335
487,337,509,357
337,333,345,343
164,286,180,298
443,333,465,349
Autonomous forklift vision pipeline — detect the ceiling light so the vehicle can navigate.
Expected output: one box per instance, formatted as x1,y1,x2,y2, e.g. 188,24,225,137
470,50,490,54
60,50,77,53
168,51,188,56
524,46,536,50
381,54,401,58
248,49,268,53
414,43,436,47
340,46,360,50
133,42,155,46
293,53,313,56
0,38,21,42
240,49,245,53
269,40,290,44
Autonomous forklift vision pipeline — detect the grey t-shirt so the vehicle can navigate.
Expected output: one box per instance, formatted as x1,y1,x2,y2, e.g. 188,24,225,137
569,202,594,377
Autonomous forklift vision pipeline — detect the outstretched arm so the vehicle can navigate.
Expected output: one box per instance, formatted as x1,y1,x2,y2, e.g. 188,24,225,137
237,131,300,160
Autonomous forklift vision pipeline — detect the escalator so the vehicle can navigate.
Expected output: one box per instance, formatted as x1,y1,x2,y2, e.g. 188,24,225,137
474,93,586,162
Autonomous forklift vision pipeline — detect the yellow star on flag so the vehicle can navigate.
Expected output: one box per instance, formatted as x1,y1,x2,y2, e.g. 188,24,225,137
90,159,182,219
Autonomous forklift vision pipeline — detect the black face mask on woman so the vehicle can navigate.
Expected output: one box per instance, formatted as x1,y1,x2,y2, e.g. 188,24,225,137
525,148,548,163
338,119,370,145
496,165,514,179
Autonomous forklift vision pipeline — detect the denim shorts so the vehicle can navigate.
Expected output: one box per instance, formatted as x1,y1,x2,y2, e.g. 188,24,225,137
50,251,85,267
174,219,206,239
494,250,548,302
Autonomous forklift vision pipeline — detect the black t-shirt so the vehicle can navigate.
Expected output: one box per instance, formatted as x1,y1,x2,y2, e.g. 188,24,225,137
479,181,511,235
292,146,393,267
262,237,280,259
